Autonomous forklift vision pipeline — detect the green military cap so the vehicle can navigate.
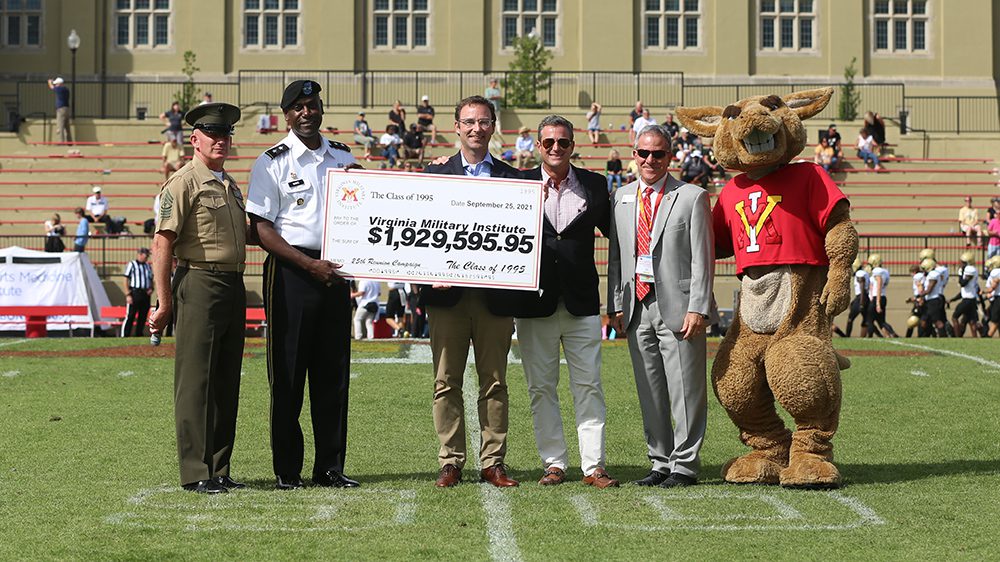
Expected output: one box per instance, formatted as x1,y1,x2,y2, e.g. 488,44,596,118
185,102,241,135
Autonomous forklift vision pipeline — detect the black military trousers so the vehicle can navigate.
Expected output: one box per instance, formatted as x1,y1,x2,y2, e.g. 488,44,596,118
122,288,151,337
264,251,352,478
173,268,246,486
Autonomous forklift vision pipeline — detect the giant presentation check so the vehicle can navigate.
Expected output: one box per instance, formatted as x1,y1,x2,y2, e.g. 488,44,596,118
322,168,544,290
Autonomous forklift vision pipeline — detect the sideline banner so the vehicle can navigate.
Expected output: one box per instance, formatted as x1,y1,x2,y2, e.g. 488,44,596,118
322,169,544,290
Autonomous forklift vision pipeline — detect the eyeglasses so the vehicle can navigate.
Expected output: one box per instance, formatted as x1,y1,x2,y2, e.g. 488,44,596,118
540,137,573,149
458,118,495,128
635,149,667,160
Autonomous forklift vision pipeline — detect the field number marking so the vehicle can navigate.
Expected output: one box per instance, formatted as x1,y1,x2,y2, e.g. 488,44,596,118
106,486,417,532
2,370,20,378
910,369,929,377
570,489,884,531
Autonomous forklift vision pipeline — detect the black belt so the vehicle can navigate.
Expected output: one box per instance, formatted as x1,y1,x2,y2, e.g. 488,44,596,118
294,246,321,259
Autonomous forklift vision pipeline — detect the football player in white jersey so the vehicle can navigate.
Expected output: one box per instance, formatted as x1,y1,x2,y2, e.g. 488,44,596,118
839,256,870,337
984,255,1000,337
950,251,981,337
866,254,898,337
919,258,948,337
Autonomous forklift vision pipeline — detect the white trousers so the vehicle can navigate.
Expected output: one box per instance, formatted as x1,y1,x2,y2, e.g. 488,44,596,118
515,304,606,476
353,306,375,340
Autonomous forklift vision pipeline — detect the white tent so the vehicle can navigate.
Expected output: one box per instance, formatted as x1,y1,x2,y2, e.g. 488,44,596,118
0,246,112,332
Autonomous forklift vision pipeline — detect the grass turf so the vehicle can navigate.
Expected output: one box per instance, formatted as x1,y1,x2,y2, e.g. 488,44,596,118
1,337,998,560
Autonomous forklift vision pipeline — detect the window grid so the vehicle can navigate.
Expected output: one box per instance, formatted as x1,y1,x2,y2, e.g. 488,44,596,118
1,0,42,48
759,0,814,52
643,0,699,50
501,0,557,49
244,0,300,49
115,0,170,49
873,0,928,53
373,0,430,49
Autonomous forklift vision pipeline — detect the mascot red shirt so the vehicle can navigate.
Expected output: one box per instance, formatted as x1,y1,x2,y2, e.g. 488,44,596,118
713,162,847,275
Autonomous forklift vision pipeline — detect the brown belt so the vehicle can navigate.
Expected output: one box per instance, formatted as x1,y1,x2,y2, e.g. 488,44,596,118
177,260,245,273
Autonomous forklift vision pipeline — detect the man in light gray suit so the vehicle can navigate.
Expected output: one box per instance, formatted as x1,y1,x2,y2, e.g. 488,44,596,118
607,124,717,488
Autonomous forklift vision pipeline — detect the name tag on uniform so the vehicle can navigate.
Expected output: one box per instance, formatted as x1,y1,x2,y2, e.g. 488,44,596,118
636,254,654,283
288,179,306,189
622,194,636,203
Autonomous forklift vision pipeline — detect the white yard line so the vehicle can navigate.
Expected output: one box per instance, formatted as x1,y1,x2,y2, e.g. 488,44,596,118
0,338,30,348
462,364,524,562
885,340,1000,370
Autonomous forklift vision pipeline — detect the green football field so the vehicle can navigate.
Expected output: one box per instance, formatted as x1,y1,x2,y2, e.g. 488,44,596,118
1,336,998,560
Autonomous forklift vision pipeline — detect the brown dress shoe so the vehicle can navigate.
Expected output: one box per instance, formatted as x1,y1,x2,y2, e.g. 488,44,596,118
583,467,620,489
538,466,566,486
480,464,519,488
435,464,462,487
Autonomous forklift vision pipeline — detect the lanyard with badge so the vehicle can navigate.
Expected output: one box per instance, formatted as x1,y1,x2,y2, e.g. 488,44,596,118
635,183,665,284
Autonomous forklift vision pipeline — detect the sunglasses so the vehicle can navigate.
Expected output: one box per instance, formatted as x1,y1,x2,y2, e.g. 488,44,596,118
540,137,573,149
635,149,667,159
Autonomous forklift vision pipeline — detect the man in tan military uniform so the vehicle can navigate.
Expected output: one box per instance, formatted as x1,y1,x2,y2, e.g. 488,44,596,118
149,102,247,494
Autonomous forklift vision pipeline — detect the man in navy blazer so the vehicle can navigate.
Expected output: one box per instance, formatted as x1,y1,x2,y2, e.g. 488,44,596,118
507,115,618,487
421,95,522,489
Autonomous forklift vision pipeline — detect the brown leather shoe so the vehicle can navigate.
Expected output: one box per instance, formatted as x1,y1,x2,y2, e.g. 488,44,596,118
480,464,519,488
582,467,620,489
435,464,462,487
538,466,566,486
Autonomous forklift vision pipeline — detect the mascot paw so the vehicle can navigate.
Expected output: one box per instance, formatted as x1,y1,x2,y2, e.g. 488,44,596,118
779,455,842,489
721,453,786,485
821,282,851,318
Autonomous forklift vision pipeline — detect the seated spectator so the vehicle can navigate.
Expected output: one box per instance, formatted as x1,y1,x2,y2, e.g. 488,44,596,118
662,113,681,140
416,95,437,140
159,101,184,145
864,111,887,147
703,144,726,184
958,196,984,247
680,149,709,188
388,100,406,131
86,186,115,230
625,158,639,184
856,127,884,171
353,111,377,160
628,100,643,144
819,124,844,168
586,102,602,144
402,123,426,165
379,125,403,168
988,199,1000,259
515,126,535,168
606,148,623,193
403,162,416,172
673,127,697,163
43,213,66,253
631,108,656,137
200,92,213,106
161,137,184,180
814,137,836,174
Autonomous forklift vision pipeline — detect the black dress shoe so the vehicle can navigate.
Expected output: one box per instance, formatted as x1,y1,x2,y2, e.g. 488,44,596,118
213,475,246,490
313,469,360,488
275,474,305,490
659,473,698,488
632,470,670,486
182,479,228,494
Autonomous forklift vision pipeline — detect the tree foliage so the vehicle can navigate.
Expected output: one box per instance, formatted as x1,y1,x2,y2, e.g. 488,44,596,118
838,56,861,122
505,34,552,109
173,51,201,112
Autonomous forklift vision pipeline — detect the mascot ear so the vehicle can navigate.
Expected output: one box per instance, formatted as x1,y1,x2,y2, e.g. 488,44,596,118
782,87,834,121
676,106,724,138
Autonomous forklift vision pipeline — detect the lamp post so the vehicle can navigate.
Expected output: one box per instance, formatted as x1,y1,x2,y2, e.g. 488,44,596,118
67,29,80,117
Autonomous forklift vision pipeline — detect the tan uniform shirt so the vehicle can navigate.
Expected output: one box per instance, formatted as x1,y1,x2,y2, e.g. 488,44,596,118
157,156,246,266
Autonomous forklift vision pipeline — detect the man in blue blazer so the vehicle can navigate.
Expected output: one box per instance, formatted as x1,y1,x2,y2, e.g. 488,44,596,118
421,95,522,488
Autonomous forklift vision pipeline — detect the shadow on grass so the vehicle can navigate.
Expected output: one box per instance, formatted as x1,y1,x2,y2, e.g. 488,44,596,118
234,460,997,490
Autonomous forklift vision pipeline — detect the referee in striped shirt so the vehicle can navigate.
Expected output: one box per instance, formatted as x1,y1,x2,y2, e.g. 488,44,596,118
122,247,154,337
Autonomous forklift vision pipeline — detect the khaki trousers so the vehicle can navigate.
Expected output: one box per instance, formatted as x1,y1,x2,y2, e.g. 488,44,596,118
56,106,72,143
428,289,513,469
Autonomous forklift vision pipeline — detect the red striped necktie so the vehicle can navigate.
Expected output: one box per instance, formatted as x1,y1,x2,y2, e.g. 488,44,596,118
636,186,654,301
